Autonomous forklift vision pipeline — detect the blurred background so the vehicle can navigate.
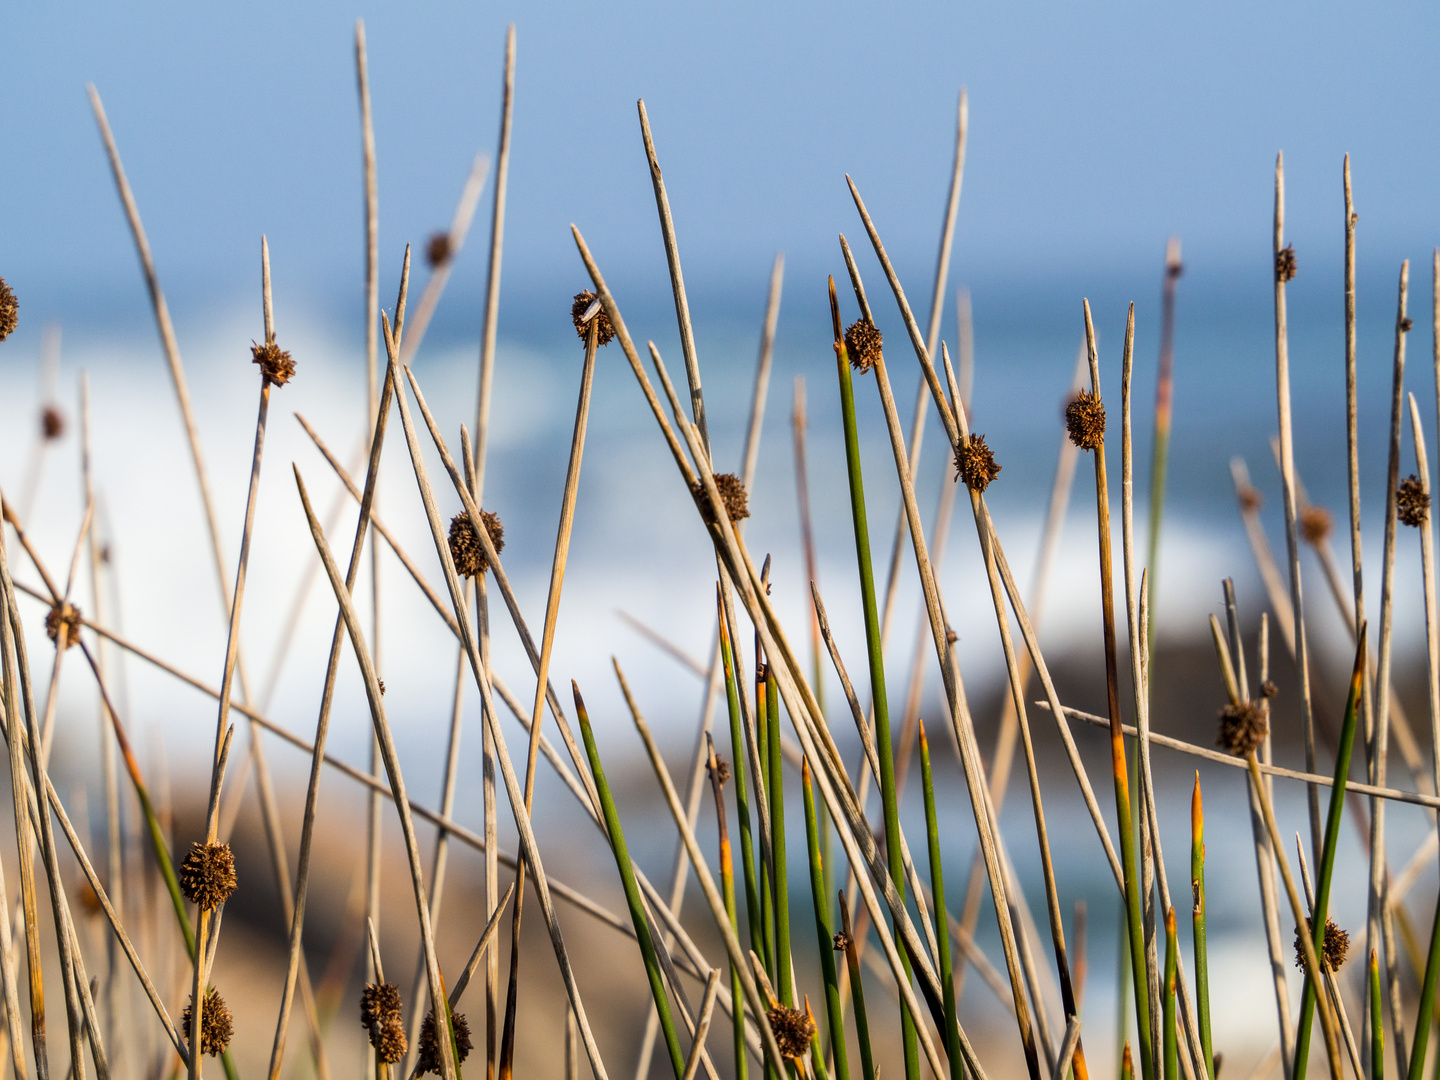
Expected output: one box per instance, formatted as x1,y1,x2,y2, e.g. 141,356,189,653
3,3,1440,1077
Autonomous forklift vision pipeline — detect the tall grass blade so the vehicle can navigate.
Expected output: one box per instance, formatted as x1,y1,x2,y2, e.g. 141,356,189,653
574,684,685,1080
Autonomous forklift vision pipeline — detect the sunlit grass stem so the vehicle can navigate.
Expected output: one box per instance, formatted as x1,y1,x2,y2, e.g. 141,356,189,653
1191,776,1212,1080
575,685,685,1079
802,762,847,1080
1294,626,1366,1080
829,275,918,1080
918,722,963,1080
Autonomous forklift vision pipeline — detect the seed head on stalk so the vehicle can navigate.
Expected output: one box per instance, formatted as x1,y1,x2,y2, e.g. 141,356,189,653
0,277,17,341
571,289,615,347
1065,389,1106,450
182,988,234,1057
251,340,295,387
359,982,406,1064
178,840,237,910
1397,475,1429,526
447,509,505,576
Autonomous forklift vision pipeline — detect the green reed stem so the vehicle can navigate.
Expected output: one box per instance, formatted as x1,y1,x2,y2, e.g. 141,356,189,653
838,892,877,1080
830,276,917,1080
803,761,849,1080
1164,908,1178,1080
1190,774,1213,1080
757,660,776,981
1294,627,1365,1080
575,686,685,1080
1414,864,1440,1080
720,603,764,978
919,722,964,1080
707,737,748,1080
1373,950,1386,1080
766,667,793,1011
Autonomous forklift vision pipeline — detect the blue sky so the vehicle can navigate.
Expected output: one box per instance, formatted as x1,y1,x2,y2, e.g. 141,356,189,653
5,1,1440,325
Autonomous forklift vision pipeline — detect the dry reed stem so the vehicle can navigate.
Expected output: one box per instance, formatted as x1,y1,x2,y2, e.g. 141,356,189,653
1049,704,1440,810
399,154,490,366
400,632,469,1062
295,468,458,1080
267,356,398,1080
571,234,957,1056
634,248,780,1080
388,354,608,1080
355,19,379,424
472,24,516,499
78,374,123,1051
743,253,785,486
667,415,969,1080
405,383,604,817
190,240,279,1080
1053,1018,1083,1080
1277,441,1429,791
1,509,52,1078
954,344,1087,1003
85,86,232,624
1409,391,1439,801
499,313,600,1080
846,179,1122,889
678,970,722,1080
627,692,863,1079
1241,752,1343,1078
806,583,941,965
839,258,1047,1076
871,90,967,649
941,346,1084,1075
1121,319,1207,1079
444,880,516,1011
5,580,653,939
1294,842,1366,1080
1366,262,1410,1077
0,791,24,1079
1271,154,1324,862
638,99,710,448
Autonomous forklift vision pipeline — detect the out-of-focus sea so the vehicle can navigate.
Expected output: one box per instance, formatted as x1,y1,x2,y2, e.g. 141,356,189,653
2,257,1435,1074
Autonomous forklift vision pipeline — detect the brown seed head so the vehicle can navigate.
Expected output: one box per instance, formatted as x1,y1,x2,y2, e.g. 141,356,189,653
1402,316,1415,333
1217,699,1269,757
1275,244,1298,283
843,318,883,373
832,931,850,952
766,1003,815,1060
448,510,505,577
1294,916,1350,974
1238,485,1263,514
1299,505,1333,545
571,290,615,347
1261,680,1278,699
955,433,1002,493
1397,475,1429,527
40,406,65,441
44,602,82,650
416,1007,473,1076
360,982,407,1064
0,278,17,342
708,754,731,786
251,340,296,387
692,472,751,525
425,231,452,269
182,988,234,1058
1065,389,1106,451
178,840,237,910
